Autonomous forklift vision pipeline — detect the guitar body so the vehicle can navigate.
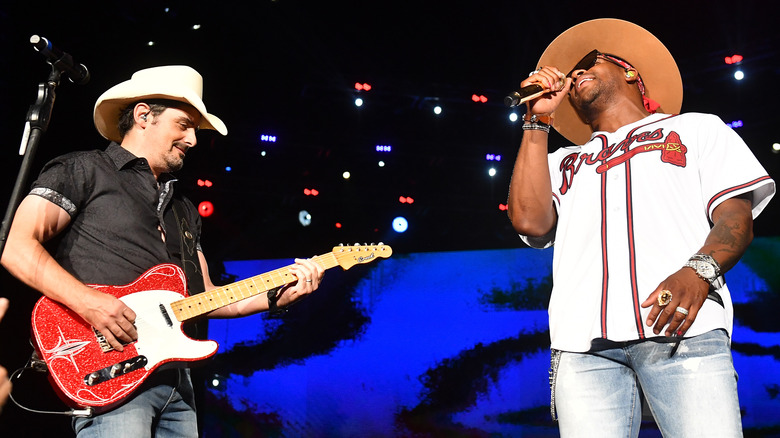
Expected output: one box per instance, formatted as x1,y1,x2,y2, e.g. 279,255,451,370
29,244,392,413
30,264,219,413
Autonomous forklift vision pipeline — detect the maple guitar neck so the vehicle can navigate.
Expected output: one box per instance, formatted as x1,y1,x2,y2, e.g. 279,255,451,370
169,244,391,322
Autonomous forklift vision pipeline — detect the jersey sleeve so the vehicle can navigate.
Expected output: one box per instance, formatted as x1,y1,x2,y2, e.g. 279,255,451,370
694,114,775,220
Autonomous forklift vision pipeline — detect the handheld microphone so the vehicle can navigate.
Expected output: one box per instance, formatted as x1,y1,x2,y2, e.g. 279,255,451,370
503,83,546,107
30,35,90,85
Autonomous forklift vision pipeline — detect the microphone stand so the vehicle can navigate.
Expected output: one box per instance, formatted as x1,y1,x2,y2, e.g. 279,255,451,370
0,65,62,258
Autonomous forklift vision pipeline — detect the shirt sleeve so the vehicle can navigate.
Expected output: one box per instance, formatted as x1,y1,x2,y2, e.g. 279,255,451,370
694,114,775,220
30,153,92,217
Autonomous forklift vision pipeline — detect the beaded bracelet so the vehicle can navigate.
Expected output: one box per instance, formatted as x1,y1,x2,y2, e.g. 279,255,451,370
522,122,551,133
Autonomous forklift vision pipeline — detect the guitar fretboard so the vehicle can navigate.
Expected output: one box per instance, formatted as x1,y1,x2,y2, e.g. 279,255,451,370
170,253,339,321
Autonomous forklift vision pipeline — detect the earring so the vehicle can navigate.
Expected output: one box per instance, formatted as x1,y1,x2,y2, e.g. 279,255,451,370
626,71,636,78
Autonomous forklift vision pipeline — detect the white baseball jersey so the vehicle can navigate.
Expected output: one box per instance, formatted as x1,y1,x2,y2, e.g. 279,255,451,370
521,112,775,353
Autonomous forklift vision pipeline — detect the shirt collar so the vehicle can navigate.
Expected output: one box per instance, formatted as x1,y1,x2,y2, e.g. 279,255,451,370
106,142,143,170
105,142,178,184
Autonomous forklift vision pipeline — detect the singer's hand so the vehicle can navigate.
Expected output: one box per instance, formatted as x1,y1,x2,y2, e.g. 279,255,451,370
522,66,571,116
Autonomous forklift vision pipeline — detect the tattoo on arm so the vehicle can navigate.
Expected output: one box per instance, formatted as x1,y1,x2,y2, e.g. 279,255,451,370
708,196,753,269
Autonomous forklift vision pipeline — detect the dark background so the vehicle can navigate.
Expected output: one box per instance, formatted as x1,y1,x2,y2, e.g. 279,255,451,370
0,1,778,436
1,0,778,261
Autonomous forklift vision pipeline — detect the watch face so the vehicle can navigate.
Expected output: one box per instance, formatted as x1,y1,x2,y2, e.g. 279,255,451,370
697,261,716,278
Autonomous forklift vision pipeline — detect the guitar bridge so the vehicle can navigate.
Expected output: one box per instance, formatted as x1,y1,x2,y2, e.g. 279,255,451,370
92,327,132,353
93,327,112,353
84,356,148,386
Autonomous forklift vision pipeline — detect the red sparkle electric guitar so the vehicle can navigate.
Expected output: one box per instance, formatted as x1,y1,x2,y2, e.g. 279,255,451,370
30,244,392,413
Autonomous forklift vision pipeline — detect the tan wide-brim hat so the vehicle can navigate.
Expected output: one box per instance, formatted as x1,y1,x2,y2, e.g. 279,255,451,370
94,65,228,142
538,18,683,145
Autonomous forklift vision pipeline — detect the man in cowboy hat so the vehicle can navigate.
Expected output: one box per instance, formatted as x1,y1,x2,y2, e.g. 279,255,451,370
1,65,325,437
507,19,774,436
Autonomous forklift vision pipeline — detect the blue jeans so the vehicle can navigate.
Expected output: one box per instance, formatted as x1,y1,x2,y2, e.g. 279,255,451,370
552,329,742,437
72,368,198,438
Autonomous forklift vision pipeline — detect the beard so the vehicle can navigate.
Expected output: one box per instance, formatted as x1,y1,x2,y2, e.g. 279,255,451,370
164,155,185,173
163,141,189,173
571,76,620,116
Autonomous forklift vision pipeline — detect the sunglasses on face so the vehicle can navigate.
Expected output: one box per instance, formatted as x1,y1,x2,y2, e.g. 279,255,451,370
566,49,631,78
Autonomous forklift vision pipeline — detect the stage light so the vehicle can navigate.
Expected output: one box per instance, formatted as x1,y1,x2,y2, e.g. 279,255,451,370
772,143,780,154
376,145,392,152
335,222,342,228
724,54,743,64
355,97,364,107
192,24,201,30
209,374,226,391
488,168,497,177
378,160,386,167
499,203,508,211
509,112,519,122
734,70,744,80
303,188,319,196
147,41,155,47
399,196,414,204
726,120,743,129
354,82,372,91
260,134,277,143
392,216,408,233
486,154,501,161
433,105,442,115
197,179,213,187
225,166,232,172
198,201,214,217
471,94,488,103
343,171,351,180
298,210,312,227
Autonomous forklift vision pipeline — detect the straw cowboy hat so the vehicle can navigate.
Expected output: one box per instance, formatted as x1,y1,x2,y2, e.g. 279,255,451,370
537,18,683,145
93,65,228,142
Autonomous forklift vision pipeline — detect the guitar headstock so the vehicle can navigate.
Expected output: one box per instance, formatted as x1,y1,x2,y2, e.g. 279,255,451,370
332,243,393,270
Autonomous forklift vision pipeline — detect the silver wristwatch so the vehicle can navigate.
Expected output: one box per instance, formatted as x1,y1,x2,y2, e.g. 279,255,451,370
684,253,721,286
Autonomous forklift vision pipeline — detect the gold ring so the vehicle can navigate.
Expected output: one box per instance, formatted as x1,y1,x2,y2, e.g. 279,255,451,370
658,290,673,307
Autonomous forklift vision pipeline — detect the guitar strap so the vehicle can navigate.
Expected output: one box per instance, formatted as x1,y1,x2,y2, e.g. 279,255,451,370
170,198,205,294
171,198,207,340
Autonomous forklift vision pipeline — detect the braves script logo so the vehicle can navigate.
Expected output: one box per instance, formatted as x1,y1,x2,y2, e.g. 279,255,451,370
558,129,687,194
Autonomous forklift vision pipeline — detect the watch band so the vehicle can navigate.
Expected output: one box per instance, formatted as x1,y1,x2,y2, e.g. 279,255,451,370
685,253,721,287
689,253,721,276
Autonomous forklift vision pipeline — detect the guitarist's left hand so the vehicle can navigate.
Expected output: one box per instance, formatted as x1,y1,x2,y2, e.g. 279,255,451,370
276,258,325,307
203,256,325,318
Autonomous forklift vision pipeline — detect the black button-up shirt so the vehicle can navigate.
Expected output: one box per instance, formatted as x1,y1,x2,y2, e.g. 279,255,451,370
31,142,203,289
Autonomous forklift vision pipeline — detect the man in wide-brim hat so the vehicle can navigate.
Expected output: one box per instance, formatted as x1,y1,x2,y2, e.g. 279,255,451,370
1,65,326,437
507,18,774,436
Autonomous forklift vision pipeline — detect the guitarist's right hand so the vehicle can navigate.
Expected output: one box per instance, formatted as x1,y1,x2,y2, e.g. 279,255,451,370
77,288,138,352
